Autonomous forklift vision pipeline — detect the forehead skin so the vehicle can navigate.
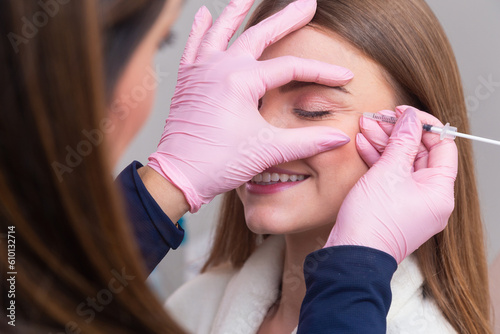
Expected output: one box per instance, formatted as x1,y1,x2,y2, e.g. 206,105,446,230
259,26,395,108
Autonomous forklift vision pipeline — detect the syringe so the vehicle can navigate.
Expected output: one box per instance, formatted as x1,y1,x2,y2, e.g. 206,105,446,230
363,112,500,146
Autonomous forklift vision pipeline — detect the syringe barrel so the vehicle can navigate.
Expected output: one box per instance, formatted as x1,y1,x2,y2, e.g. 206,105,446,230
423,122,457,140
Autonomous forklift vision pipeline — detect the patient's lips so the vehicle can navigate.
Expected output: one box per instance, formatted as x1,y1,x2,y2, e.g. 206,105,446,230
246,167,310,194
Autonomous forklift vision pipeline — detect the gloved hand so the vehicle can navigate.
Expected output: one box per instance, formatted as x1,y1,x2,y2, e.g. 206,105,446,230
148,0,353,212
326,106,458,264
355,108,429,169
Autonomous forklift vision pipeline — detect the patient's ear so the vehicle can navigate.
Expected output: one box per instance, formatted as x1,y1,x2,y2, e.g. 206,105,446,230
490,252,500,334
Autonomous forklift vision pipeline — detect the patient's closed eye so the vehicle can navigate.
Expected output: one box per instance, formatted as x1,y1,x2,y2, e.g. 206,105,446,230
293,109,333,119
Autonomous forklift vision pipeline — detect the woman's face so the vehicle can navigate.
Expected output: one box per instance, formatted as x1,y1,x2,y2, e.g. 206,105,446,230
107,0,182,166
236,26,397,236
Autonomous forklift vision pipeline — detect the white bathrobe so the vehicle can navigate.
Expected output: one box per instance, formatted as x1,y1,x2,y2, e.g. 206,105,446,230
165,235,455,334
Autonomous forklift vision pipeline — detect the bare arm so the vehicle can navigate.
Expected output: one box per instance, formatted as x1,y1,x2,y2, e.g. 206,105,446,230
137,166,189,223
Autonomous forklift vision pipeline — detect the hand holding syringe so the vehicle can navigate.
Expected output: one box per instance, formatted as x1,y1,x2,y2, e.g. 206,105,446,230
363,112,500,146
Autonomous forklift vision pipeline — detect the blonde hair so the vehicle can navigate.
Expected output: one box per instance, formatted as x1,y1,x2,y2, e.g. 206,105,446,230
203,0,491,333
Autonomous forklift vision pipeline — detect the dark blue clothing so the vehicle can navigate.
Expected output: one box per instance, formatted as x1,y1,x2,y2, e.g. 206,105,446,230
298,246,397,333
117,161,397,333
116,161,184,273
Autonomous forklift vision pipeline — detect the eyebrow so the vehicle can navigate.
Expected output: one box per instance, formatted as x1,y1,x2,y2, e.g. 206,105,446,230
279,81,351,94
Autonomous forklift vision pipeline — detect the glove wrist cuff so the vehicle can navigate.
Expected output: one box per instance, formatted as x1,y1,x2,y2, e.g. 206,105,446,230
147,153,202,213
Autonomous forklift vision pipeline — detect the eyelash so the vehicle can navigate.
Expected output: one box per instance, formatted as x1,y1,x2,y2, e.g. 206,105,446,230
257,100,334,120
293,109,332,119
159,32,175,50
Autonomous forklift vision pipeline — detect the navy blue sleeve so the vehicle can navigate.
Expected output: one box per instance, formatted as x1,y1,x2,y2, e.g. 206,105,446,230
116,161,184,274
298,246,397,334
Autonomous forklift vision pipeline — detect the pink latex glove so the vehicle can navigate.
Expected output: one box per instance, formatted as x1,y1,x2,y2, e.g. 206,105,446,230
326,106,458,263
148,0,353,212
356,108,428,169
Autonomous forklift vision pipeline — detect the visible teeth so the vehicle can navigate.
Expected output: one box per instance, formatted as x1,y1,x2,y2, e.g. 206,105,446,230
251,172,308,184
252,174,264,182
262,173,271,182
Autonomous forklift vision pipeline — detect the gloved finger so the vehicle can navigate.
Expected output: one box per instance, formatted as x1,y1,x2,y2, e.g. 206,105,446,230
359,116,390,153
375,109,397,136
396,106,458,178
425,138,457,179
229,0,317,58
412,160,456,233
267,126,351,164
378,107,422,174
256,56,353,96
356,133,381,167
395,105,445,150
413,143,429,171
199,0,254,53
388,109,428,171
180,6,213,65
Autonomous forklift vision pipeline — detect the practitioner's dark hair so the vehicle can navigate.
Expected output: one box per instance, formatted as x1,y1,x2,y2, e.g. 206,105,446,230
0,0,185,333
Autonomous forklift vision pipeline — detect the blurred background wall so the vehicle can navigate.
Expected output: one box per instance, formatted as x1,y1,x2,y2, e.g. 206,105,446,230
113,0,500,313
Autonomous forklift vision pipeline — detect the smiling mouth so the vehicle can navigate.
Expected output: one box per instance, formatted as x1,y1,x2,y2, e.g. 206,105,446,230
250,172,310,185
